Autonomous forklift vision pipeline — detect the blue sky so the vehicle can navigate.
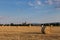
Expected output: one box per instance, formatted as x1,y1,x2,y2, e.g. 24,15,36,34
0,0,60,24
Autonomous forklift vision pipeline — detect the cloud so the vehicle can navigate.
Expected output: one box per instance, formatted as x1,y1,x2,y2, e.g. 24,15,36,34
45,0,53,5
36,0,42,5
0,16,9,19
28,0,60,8
53,0,60,8
28,2,34,6
45,0,60,8
0,16,22,24
16,0,60,9
28,0,43,8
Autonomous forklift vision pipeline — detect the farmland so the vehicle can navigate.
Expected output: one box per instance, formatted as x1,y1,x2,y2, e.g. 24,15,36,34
0,26,60,40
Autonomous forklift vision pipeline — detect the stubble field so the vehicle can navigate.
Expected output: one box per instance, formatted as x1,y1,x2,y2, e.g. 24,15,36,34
0,26,60,40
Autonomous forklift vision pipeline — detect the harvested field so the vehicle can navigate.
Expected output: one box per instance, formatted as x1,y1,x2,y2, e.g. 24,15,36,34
0,33,60,40
0,26,41,33
0,26,60,40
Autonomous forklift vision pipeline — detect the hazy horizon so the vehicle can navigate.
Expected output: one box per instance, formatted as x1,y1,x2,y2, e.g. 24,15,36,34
0,0,60,24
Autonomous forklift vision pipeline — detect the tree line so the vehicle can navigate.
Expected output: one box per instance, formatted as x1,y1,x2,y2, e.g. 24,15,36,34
0,22,60,26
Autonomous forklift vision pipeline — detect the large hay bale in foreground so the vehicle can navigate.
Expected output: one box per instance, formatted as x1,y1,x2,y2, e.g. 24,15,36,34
45,26,51,34
45,26,60,34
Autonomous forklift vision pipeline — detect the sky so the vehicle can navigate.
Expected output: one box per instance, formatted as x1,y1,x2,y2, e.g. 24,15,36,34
0,0,60,24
